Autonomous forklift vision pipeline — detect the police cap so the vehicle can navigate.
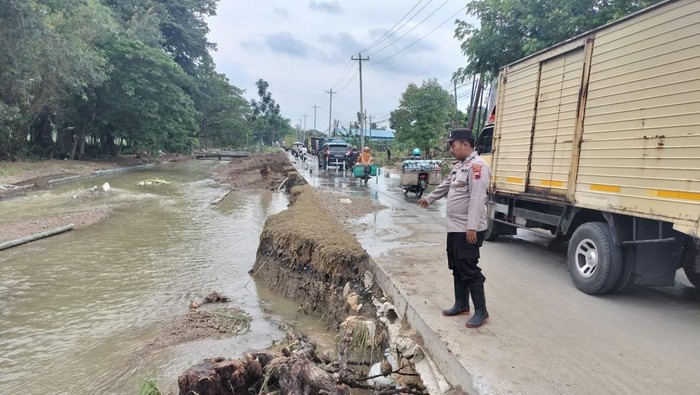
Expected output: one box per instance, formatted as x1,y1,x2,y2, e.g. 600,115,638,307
445,128,475,146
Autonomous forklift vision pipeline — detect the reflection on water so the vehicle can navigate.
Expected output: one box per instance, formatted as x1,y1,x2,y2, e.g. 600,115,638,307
0,160,332,394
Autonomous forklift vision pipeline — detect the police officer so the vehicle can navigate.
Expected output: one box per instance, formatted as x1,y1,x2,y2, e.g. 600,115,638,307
418,128,491,328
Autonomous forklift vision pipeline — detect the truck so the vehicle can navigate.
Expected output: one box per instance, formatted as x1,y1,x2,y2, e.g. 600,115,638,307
475,0,700,294
309,136,326,155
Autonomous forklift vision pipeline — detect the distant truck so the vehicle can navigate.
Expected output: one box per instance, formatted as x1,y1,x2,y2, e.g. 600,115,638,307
309,137,326,155
476,0,700,294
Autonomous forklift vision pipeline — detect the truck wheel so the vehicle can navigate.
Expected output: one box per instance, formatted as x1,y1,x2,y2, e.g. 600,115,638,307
611,252,635,293
683,267,700,288
485,216,499,241
567,222,623,295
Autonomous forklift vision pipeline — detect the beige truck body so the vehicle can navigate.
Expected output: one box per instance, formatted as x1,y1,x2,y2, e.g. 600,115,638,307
490,0,700,238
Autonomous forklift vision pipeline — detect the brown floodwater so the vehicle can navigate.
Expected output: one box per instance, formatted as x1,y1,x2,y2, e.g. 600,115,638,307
0,160,334,394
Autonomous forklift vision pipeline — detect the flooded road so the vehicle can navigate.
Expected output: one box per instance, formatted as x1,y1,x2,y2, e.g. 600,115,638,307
0,160,334,394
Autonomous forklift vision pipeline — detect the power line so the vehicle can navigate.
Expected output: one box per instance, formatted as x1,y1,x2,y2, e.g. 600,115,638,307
367,0,451,58
371,5,466,66
330,60,355,90
359,0,433,54
337,68,359,93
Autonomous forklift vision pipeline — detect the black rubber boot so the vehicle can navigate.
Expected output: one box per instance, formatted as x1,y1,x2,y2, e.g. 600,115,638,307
466,283,489,328
442,277,470,316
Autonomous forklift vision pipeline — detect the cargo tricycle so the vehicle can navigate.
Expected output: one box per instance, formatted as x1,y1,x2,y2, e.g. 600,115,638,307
352,164,380,186
400,160,442,198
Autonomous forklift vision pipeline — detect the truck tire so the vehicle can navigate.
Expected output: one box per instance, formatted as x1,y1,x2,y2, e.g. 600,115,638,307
611,251,635,294
567,222,623,295
683,267,700,288
484,216,499,241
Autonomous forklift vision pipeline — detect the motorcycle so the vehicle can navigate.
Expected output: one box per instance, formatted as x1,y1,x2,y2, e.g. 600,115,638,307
359,164,371,186
401,172,429,198
353,163,377,186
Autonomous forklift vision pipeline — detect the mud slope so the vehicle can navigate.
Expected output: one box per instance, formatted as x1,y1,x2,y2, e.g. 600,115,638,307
251,185,378,328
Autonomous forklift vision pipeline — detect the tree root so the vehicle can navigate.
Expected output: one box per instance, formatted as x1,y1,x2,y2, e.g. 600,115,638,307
178,332,429,395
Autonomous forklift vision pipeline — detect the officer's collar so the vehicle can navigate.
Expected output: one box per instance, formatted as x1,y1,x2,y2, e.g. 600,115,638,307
461,151,477,164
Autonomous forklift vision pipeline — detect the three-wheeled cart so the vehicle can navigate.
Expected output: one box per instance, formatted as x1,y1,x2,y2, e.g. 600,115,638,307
352,164,380,186
400,160,442,197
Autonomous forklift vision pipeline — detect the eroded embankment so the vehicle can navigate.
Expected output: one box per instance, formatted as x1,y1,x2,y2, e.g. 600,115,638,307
179,184,430,394
252,185,376,325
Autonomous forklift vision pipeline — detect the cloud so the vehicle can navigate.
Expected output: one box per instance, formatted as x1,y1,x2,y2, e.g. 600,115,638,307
318,32,362,59
273,6,289,18
240,40,257,52
264,33,309,57
309,1,343,14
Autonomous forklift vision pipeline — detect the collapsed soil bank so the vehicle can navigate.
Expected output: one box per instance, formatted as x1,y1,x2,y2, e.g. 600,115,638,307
179,180,430,394
214,150,304,191
253,185,376,326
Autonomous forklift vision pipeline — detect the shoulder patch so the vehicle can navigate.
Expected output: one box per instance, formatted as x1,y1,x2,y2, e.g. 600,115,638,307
472,163,482,179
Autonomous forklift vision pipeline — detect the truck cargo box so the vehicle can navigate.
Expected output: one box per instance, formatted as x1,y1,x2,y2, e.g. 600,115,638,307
490,0,700,238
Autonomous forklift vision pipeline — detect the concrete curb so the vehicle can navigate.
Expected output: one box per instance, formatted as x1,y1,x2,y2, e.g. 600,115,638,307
368,257,477,394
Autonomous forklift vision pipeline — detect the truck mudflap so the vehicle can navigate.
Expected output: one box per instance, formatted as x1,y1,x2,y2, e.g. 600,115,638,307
681,240,700,288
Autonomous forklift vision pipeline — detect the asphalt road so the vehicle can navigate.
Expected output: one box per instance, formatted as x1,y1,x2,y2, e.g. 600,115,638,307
295,154,700,394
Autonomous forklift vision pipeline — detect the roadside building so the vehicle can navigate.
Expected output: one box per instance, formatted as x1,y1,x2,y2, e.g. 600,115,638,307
331,128,395,150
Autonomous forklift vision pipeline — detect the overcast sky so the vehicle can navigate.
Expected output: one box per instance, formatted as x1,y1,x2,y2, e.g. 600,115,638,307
207,0,477,132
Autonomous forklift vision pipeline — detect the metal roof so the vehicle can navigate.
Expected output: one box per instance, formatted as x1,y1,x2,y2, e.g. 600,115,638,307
334,128,395,139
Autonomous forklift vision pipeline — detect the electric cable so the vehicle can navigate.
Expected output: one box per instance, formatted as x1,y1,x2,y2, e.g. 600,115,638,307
367,0,452,58
358,0,429,54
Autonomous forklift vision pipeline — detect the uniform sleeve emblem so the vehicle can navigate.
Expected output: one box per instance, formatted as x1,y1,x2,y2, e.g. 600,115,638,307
473,163,482,179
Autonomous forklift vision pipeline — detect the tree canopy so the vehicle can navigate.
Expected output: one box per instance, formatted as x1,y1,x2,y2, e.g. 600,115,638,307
0,0,261,159
249,79,293,146
389,80,455,156
454,0,663,79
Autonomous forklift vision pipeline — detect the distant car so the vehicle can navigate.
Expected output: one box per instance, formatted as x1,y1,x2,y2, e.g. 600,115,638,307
318,141,351,170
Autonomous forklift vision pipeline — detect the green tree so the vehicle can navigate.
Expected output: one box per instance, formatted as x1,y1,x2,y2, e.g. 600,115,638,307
249,79,290,146
1,0,252,159
89,38,199,154
156,0,217,75
192,66,251,149
455,0,662,79
0,0,114,158
390,80,455,157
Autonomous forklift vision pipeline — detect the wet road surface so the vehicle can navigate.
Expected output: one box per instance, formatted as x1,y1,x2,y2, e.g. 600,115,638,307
294,154,700,394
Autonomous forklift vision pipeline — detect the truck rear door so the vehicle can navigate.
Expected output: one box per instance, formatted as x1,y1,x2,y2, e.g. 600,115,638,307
527,48,585,197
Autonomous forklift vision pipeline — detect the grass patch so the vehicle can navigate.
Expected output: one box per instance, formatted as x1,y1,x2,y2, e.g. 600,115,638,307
138,373,161,395
212,309,252,333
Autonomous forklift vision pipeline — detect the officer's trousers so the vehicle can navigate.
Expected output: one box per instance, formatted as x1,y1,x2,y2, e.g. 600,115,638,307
446,231,486,286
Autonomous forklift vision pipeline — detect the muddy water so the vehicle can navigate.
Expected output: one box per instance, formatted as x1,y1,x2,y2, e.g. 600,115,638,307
0,160,334,394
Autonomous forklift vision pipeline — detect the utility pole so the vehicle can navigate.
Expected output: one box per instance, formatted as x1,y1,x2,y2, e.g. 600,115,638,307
368,112,372,141
454,80,458,126
311,105,319,132
468,74,484,131
325,89,336,136
351,52,369,148
303,114,307,140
